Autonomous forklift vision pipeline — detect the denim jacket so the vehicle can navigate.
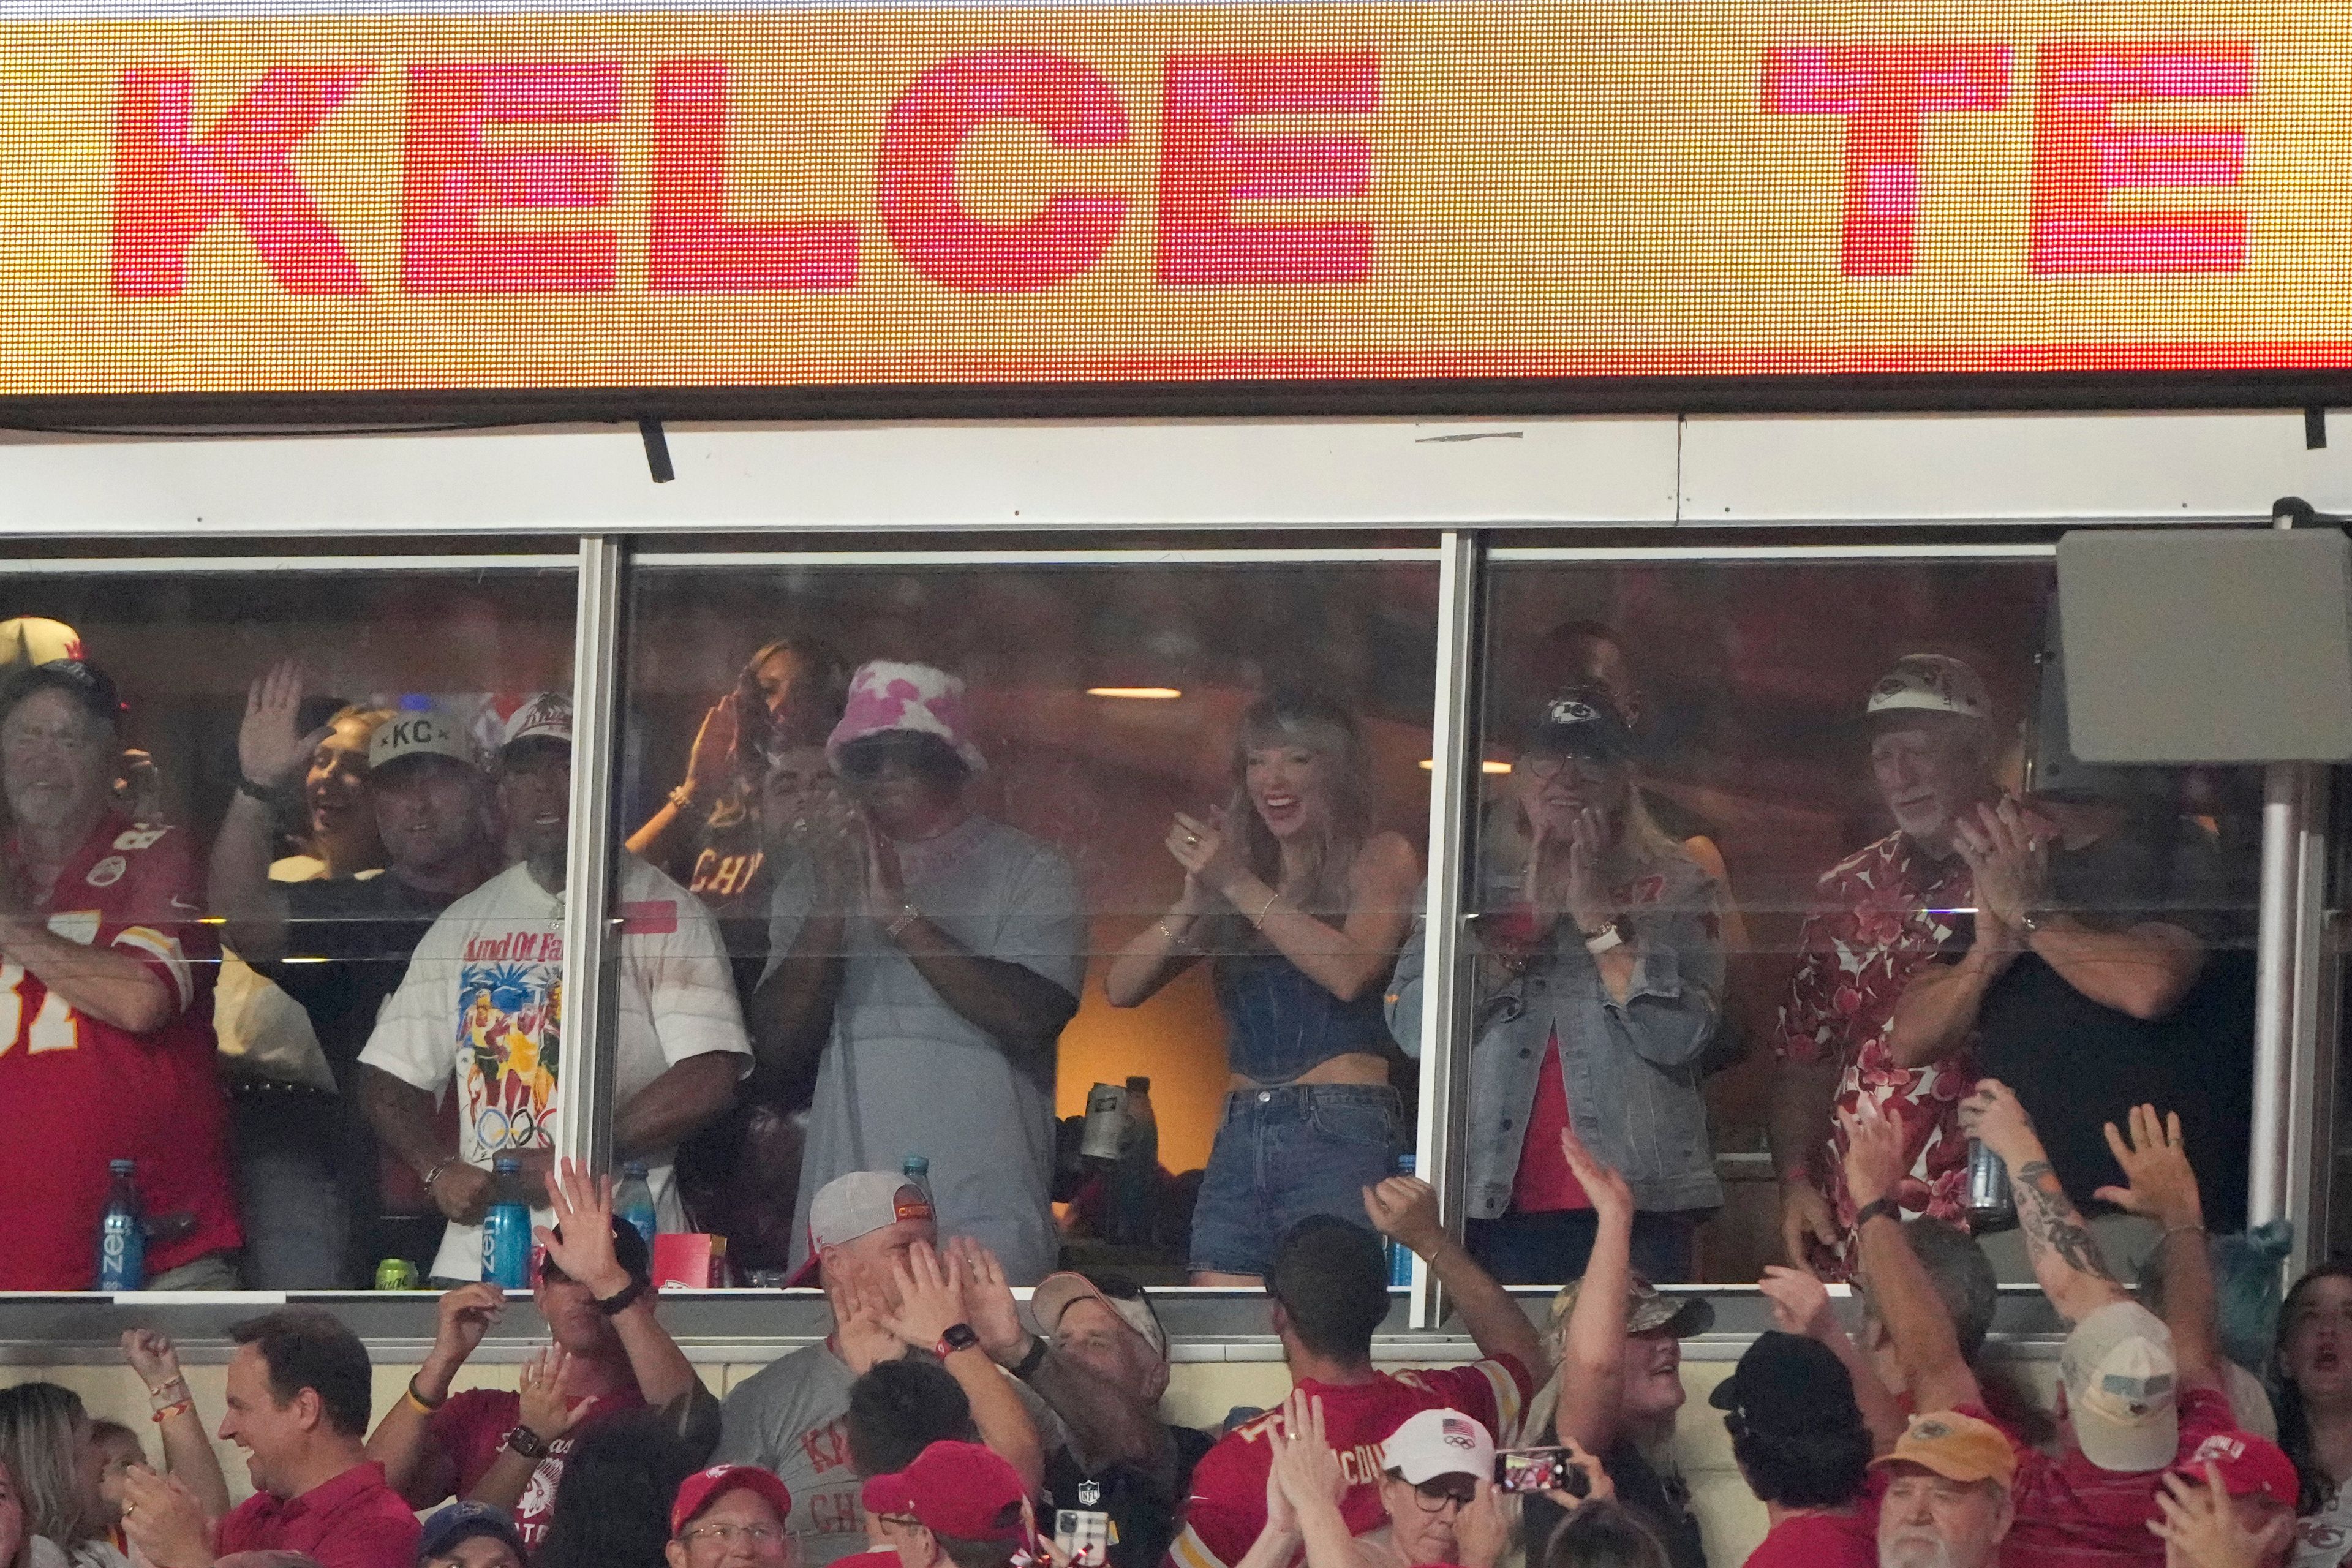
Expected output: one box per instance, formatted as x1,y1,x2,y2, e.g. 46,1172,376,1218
1385,854,1726,1216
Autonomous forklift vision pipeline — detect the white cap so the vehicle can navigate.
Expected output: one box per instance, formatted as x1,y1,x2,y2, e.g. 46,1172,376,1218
790,1172,935,1284
1865,654,1991,723
2062,1300,2179,1472
1381,1409,1495,1485
502,693,573,752
369,708,480,773
1031,1272,1170,1364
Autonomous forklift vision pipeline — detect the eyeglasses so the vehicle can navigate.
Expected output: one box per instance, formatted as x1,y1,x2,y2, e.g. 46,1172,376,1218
1408,1478,1479,1512
684,1523,787,1549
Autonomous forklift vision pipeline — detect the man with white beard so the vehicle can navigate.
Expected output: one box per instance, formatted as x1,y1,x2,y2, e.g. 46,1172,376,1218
1872,1413,2016,1568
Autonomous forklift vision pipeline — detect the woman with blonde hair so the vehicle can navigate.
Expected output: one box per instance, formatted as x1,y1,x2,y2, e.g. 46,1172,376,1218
1389,685,1725,1283
0,1384,122,1568
1109,685,1420,1285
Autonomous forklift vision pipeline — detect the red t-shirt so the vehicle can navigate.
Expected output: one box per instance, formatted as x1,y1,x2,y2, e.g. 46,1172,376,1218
216,1461,421,1568
1512,1030,1591,1213
1,814,236,1290
1743,1508,1877,1568
1964,1385,2239,1568
1164,1357,1533,1568
429,1385,648,1549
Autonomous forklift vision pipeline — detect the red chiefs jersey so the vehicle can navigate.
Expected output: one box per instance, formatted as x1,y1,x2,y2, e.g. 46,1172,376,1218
0,812,237,1290
1166,1357,1532,1568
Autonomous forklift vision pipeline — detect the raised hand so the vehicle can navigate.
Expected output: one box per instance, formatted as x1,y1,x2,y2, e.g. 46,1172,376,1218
880,1243,970,1352
1758,1265,1837,1341
2094,1104,2204,1229
1953,799,2049,932
680,695,744,805
1362,1174,1445,1262
828,1261,908,1376
239,661,330,791
1839,1097,1908,1211
1559,1125,1634,1227
533,1158,631,1300
945,1237,1028,1365
1455,1480,1517,1568
121,1329,186,1395
417,1283,505,1400
1169,809,1246,900
515,1346,586,1443
1562,806,1619,936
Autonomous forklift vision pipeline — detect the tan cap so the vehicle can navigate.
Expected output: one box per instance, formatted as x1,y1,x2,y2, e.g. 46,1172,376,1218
369,708,479,774
1871,1411,2018,1489
2063,1300,2179,1474
0,619,82,677
1866,654,1991,723
1030,1272,1169,1364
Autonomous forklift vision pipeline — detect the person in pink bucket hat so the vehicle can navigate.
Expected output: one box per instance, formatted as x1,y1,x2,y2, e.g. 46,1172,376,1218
756,660,1082,1287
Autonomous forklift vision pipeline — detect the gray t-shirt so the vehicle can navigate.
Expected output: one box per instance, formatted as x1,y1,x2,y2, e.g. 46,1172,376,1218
767,817,1084,1284
714,1341,1070,1568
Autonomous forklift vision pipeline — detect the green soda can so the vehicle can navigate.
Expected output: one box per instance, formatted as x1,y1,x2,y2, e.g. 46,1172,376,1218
375,1258,420,1291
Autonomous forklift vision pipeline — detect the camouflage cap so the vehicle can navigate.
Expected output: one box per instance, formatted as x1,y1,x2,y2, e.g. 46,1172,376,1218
1548,1273,1714,1338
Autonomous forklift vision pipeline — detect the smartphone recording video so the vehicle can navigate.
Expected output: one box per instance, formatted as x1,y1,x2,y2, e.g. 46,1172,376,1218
1496,1447,1589,1498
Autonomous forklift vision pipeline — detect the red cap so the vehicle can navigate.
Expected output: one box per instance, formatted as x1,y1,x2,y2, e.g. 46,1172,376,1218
671,1466,793,1537
859,1441,1028,1543
2173,1433,2299,1510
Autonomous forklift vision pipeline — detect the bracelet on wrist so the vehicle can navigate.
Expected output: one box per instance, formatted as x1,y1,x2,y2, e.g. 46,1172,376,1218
235,775,283,804
421,1156,459,1193
2160,1221,2208,1245
147,1378,190,1409
1251,889,1281,927
405,1374,448,1415
149,1400,193,1425
1854,1196,1902,1229
886,903,921,940
1010,1334,1050,1381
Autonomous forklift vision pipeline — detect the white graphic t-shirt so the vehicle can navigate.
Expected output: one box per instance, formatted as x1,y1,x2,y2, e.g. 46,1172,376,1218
361,854,751,1281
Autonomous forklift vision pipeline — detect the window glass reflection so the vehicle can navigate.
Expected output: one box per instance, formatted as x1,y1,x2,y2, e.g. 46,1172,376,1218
1471,564,2261,1285
626,564,1439,1286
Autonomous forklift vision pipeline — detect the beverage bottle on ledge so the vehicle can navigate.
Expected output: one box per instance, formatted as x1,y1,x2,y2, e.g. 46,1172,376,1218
483,1156,533,1289
96,1160,145,1292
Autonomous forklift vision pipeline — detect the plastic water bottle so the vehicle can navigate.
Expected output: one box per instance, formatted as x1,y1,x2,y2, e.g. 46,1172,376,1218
481,1157,533,1289
96,1160,145,1292
1388,1153,1417,1287
902,1154,932,1207
616,1162,657,1251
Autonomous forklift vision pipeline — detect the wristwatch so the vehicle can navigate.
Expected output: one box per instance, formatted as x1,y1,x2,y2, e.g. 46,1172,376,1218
594,1277,649,1317
1582,921,1625,956
2019,908,2051,936
936,1323,981,1359
502,1425,554,1462
1010,1333,1050,1381
1854,1197,1902,1230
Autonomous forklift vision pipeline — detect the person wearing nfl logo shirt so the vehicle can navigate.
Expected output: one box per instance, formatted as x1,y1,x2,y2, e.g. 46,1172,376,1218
0,658,241,1291
1163,1174,1543,1568
1849,1089,2255,1568
360,693,751,1285
362,1160,719,1553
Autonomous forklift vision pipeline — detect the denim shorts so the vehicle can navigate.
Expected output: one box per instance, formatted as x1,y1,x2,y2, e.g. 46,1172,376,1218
1188,1083,1403,1276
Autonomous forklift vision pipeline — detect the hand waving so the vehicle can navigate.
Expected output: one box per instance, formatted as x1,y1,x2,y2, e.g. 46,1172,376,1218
516,1345,586,1443
945,1237,1028,1365
533,1158,631,1300
829,1261,908,1376
880,1244,970,1352
2094,1104,2203,1229
1839,1098,1907,1210
1559,1125,1633,1227
239,661,330,791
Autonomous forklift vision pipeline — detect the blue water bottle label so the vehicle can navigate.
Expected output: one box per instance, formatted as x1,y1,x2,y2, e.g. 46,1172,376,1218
97,1216,144,1292
483,1207,532,1289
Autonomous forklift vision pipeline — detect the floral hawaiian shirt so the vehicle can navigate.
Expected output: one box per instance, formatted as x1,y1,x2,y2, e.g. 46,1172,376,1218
1774,831,1976,1279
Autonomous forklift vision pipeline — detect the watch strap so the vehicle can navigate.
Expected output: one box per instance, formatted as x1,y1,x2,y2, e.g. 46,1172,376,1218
936,1322,981,1359
594,1276,650,1317
1854,1197,1902,1230
502,1424,552,1461
1011,1334,1050,1381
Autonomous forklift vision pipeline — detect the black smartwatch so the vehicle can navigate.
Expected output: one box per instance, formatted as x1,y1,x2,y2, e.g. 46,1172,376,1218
594,1277,650,1317
503,1425,553,1462
1854,1197,1902,1230
935,1323,981,1359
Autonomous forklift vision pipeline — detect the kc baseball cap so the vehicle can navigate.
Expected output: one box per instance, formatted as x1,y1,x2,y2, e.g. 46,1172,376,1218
671,1465,793,1537
1031,1272,1170,1363
1865,654,1991,723
418,1501,528,1562
2063,1300,2180,1473
0,618,83,676
861,1441,1029,1543
1518,685,1635,762
1871,1411,2018,1490
502,692,574,752
2172,1431,2298,1509
1709,1331,1863,1433
1549,1273,1714,1339
786,1171,935,1284
369,707,479,775
1382,1408,1496,1485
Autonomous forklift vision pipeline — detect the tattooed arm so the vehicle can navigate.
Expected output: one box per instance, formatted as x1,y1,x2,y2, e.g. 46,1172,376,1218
1961,1079,2128,1324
